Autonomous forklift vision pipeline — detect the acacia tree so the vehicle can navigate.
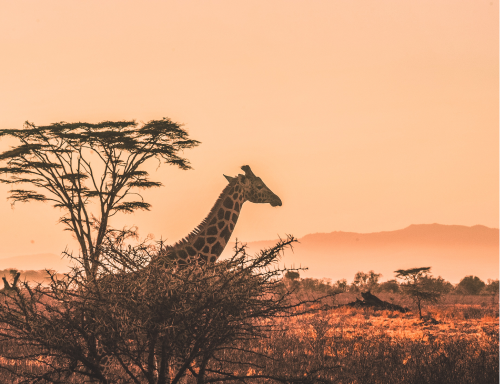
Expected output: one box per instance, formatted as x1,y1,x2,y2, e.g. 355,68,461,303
0,119,199,280
395,267,442,318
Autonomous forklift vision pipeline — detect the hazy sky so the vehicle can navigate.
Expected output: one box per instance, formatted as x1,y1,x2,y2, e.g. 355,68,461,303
0,1,498,258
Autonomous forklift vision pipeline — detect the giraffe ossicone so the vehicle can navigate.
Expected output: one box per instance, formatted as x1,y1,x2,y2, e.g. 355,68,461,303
153,165,282,266
0,271,20,294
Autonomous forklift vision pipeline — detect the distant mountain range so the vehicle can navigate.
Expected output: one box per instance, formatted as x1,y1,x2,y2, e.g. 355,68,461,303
1,224,498,284
223,224,499,284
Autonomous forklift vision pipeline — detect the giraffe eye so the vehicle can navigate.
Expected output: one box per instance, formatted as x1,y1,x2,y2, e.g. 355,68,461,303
256,185,263,190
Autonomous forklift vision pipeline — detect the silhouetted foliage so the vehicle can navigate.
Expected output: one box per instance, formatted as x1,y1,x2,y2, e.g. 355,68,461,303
281,274,345,295
377,279,400,293
420,275,454,295
350,270,382,292
0,119,199,281
0,232,336,383
457,275,486,295
334,278,348,293
284,270,300,280
395,267,442,318
483,279,499,295
300,278,336,294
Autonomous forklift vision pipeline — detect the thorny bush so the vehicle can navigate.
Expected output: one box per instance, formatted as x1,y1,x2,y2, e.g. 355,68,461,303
0,233,335,384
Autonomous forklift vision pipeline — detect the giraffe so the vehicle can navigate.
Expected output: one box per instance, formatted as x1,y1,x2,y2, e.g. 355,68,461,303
0,270,20,294
92,165,282,380
152,165,282,267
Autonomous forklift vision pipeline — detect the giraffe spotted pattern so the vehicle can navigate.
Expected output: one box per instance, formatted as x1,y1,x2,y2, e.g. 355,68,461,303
154,165,282,266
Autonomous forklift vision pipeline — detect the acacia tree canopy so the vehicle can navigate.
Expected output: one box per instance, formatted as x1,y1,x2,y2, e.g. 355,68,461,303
0,119,200,279
395,267,441,318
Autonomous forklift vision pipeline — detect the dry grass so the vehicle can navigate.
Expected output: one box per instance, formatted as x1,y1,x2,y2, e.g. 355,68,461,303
0,294,498,383
221,293,499,383
251,296,499,383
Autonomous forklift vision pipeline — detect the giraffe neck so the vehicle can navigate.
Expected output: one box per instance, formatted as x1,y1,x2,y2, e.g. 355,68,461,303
157,179,246,265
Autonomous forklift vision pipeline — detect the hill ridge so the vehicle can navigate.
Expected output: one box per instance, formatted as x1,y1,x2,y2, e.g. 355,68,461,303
225,224,498,283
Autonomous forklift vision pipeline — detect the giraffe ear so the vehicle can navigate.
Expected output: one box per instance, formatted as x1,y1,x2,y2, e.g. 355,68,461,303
224,175,234,183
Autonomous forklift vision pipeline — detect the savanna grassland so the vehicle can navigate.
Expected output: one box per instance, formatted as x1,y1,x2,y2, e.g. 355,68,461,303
0,292,497,384
222,292,499,383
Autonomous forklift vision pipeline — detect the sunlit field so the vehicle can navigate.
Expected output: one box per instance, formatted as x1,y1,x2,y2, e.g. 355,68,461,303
233,293,499,384
253,293,498,382
0,292,497,383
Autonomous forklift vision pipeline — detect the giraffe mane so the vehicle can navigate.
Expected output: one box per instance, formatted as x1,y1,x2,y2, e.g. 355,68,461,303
165,178,237,250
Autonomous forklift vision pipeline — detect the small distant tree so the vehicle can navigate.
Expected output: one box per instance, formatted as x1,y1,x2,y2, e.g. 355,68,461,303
395,267,442,319
283,270,301,292
350,270,381,292
0,119,199,281
420,275,454,295
377,279,400,293
484,279,500,305
483,279,499,295
457,275,486,295
334,278,348,293
300,278,335,294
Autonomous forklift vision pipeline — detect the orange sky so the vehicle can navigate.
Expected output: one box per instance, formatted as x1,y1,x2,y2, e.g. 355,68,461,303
0,1,498,260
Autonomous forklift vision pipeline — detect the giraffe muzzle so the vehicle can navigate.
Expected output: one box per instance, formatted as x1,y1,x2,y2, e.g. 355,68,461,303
270,196,282,207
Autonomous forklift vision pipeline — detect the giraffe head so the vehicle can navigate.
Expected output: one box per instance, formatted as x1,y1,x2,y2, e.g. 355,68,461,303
224,165,282,207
